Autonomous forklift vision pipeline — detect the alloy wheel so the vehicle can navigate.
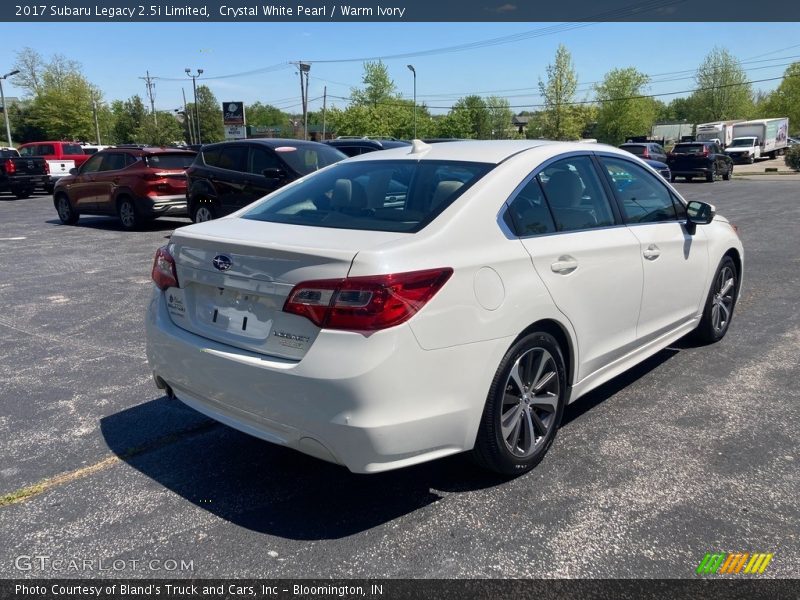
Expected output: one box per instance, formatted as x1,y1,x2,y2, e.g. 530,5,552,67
711,265,735,334
501,347,560,458
57,197,71,221
119,201,136,228
195,206,214,222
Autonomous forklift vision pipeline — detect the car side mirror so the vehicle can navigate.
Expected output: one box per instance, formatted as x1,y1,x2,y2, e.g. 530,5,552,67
69,167,78,176
261,167,286,181
685,200,715,234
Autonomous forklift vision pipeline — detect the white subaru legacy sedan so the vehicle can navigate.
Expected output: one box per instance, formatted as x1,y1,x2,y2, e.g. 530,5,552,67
146,140,743,476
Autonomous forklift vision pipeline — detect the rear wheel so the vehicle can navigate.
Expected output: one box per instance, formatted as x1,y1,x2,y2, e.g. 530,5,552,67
117,197,142,230
55,194,79,225
472,332,566,476
705,166,717,182
45,184,55,195
669,174,676,183
192,202,216,223
695,256,738,344
722,164,732,181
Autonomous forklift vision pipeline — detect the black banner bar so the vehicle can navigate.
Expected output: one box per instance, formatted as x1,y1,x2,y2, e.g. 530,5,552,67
2,0,800,22
3,579,800,600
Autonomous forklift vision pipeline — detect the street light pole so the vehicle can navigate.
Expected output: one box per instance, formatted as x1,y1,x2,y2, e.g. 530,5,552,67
0,69,20,147
186,68,203,144
407,65,416,139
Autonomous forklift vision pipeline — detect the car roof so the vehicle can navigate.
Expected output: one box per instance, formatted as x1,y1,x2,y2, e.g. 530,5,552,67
342,139,628,165
202,138,329,149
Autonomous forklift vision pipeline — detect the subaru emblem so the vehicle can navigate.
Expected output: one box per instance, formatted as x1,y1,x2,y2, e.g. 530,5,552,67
212,255,232,271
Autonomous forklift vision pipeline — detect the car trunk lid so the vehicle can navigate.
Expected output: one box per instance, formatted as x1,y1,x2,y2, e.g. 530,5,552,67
166,218,408,360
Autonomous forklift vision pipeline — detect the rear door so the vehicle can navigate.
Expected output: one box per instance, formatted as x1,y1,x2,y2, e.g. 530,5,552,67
509,155,644,381
597,155,709,340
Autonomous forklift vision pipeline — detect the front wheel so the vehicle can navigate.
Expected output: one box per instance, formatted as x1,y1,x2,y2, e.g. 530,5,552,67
472,332,566,476
695,256,738,344
55,194,79,225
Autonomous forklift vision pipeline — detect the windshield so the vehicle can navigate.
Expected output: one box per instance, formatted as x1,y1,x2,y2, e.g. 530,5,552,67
729,138,755,147
274,144,346,176
243,159,493,233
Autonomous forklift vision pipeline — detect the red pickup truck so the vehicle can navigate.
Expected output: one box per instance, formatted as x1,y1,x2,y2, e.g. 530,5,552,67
18,141,90,194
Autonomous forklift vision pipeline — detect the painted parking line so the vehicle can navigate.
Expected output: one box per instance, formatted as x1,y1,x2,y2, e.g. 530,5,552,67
0,237,27,241
0,420,217,508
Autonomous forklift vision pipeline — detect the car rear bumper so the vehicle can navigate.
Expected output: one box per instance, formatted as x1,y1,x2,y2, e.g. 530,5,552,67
7,175,48,188
140,194,188,217
145,289,507,473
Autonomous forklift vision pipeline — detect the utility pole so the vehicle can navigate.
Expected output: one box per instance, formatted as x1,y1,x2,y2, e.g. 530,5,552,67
140,70,158,128
0,69,19,147
294,62,311,140
91,92,101,144
181,88,194,145
322,86,327,140
407,65,417,139
186,69,203,144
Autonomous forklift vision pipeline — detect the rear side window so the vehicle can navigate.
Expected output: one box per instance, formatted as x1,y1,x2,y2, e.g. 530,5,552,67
217,146,248,172
249,147,282,174
62,144,84,155
505,177,556,236
37,145,55,156
146,153,195,169
243,159,492,233
100,153,127,171
202,148,221,167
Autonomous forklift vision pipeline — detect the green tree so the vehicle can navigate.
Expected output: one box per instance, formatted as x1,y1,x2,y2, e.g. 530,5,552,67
485,96,514,139
450,96,491,139
594,67,657,145
760,62,800,136
247,102,290,127
538,45,583,140
111,96,147,144
690,47,754,122
137,112,185,146
350,61,396,107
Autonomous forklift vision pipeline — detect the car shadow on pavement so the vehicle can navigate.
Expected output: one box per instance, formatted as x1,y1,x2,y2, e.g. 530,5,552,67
100,397,506,540
44,217,191,232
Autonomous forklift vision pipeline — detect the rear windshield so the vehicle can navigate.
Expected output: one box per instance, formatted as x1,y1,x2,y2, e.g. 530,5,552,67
620,145,646,156
274,144,346,176
672,144,705,154
243,159,493,233
0,149,18,158
145,153,196,169
62,144,85,155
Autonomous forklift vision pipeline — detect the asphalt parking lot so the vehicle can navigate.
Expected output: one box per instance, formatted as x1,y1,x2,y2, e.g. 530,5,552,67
0,180,798,579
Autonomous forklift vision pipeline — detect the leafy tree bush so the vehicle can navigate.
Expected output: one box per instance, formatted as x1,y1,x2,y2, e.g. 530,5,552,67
785,144,800,171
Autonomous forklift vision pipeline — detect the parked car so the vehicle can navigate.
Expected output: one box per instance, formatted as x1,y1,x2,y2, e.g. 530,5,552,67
146,140,743,476
185,139,346,223
323,138,410,157
643,158,671,181
53,146,196,230
667,141,733,182
788,137,799,146
619,142,668,163
0,147,49,198
17,141,90,193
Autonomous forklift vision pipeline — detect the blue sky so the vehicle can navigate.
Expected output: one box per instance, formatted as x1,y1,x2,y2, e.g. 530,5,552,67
1,22,798,115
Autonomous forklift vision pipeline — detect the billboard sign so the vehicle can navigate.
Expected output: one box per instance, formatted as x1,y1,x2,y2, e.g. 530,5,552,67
222,101,245,125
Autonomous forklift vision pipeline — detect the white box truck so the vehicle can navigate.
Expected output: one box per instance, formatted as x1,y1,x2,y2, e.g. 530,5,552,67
726,118,789,162
695,120,744,147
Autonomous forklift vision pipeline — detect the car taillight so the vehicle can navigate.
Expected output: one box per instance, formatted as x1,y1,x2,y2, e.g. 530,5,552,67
642,148,650,158
151,245,179,290
43,161,50,174
702,147,709,156
6,160,15,175
284,268,453,331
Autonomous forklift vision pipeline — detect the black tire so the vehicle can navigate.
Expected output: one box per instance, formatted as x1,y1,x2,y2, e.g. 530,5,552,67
54,193,79,225
695,256,738,344
45,184,55,195
684,175,693,182
192,200,217,223
722,164,732,181
669,174,676,183
705,166,716,182
12,187,32,199
748,156,754,164
117,196,142,230
472,331,566,476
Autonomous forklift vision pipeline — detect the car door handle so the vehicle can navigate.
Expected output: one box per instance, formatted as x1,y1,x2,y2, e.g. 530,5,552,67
643,244,661,260
551,256,578,274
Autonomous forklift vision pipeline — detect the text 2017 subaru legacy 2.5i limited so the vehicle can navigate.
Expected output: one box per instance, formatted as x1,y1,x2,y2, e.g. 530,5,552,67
146,140,743,476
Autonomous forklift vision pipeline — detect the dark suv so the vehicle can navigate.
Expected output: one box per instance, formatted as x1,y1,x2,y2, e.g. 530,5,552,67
619,142,668,163
323,138,411,157
53,146,197,229
667,142,733,183
186,139,346,222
